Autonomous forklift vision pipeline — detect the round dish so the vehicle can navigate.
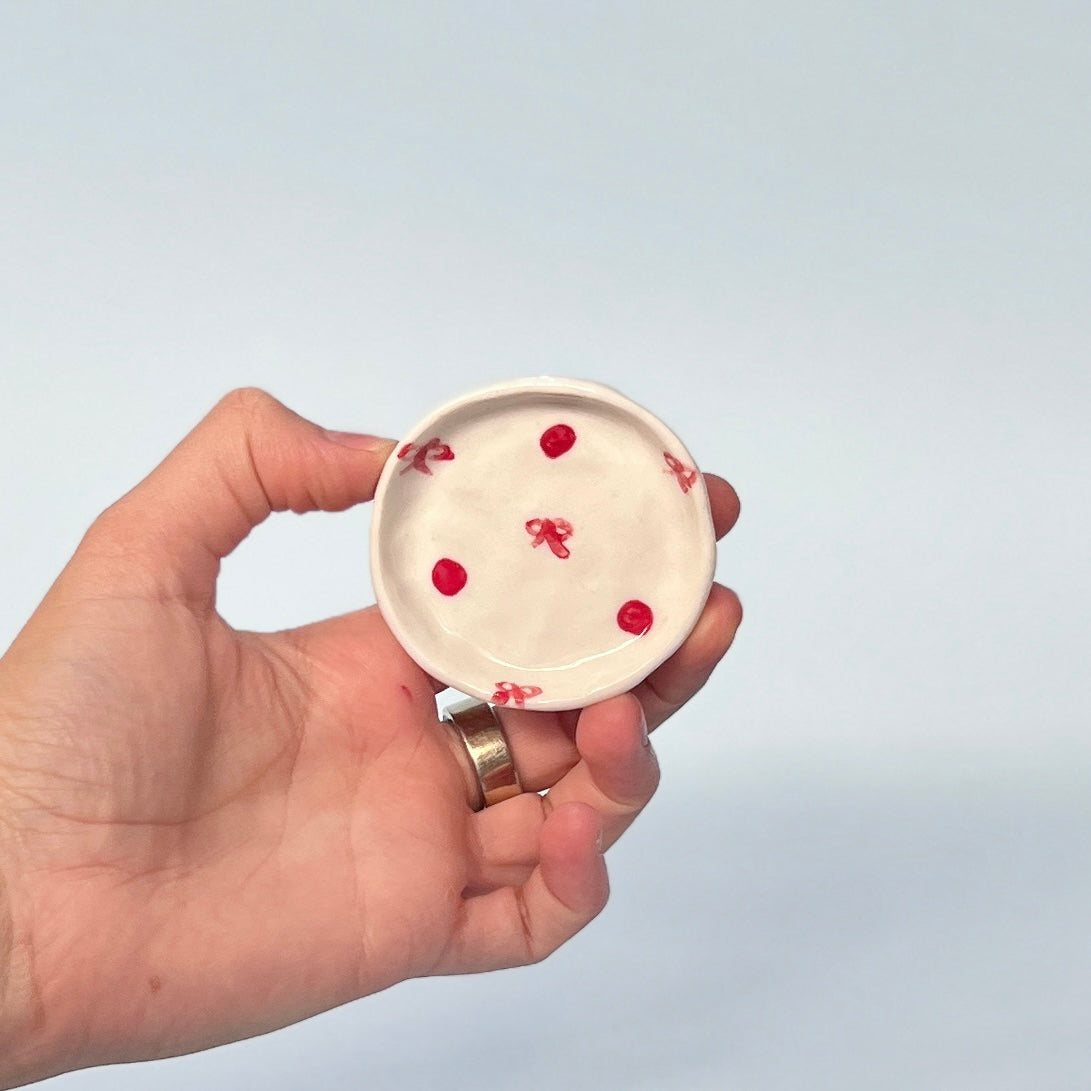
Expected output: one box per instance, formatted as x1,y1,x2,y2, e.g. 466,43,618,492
369,377,716,711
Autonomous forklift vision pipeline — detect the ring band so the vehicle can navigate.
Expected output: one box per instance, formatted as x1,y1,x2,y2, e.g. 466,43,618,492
442,698,522,811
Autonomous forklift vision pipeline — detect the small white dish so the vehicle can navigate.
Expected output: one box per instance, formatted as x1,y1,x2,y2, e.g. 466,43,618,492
370,377,716,711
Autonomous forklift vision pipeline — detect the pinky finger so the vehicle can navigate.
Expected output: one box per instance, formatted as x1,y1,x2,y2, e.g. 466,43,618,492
433,803,609,974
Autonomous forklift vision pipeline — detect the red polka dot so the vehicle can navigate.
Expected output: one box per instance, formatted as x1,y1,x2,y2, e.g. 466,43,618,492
540,423,577,459
432,558,467,596
617,599,653,636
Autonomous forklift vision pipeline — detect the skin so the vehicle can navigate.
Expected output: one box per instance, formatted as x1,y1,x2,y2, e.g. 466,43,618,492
0,389,742,1087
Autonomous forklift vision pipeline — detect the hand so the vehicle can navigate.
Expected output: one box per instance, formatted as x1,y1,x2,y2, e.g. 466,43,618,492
0,389,741,1086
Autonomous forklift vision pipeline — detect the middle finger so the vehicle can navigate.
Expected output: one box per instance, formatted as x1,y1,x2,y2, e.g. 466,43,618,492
464,694,657,892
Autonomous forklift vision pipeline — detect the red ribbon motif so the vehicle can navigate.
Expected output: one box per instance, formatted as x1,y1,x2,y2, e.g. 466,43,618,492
398,437,455,475
492,682,543,707
663,451,697,494
525,517,574,559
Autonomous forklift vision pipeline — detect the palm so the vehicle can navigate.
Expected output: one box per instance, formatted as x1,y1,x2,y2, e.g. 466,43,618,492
6,586,474,1059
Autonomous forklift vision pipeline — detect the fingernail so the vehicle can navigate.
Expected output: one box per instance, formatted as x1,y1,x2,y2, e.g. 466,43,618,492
322,430,394,452
595,827,604,852
639,708,650,747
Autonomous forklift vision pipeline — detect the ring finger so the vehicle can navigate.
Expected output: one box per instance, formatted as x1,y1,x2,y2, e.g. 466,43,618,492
462,693,656,893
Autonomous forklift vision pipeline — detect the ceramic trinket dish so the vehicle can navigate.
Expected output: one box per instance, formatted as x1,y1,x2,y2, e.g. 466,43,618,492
370,377,716,711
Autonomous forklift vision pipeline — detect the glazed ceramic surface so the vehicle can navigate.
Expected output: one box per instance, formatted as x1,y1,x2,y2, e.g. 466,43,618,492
370,377,716,711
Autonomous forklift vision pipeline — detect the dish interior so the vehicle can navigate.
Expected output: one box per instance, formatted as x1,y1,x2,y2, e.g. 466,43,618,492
373,387,714,708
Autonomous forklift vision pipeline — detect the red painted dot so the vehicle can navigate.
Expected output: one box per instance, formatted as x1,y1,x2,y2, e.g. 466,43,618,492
540,423,577,459
432,558,467,596
617,599,654,636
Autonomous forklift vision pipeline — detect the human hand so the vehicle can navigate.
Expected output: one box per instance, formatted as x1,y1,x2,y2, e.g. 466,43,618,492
0,389,741,1086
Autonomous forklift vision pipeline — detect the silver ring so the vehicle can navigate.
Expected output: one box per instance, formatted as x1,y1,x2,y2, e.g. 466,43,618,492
442,698,522,811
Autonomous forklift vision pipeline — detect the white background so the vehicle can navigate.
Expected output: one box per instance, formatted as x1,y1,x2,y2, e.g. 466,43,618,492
2,2,1089,1087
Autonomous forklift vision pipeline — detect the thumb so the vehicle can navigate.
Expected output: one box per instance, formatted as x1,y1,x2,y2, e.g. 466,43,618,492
83,387,395,598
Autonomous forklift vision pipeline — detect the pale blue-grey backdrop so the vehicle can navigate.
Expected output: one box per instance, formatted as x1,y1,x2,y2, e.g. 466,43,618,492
2,2,1090,1088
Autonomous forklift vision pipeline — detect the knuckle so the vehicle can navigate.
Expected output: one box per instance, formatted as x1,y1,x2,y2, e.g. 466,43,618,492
712,582,743,622
82,496,133,548
76,497,156,574
619,755,660,811
213,386,282,423
646,749,662,793
641,754,658,798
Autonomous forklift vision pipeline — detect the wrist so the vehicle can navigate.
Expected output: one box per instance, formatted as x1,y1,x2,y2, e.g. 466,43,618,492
0,719,32,1084
0,798,57,1088
0,864,37,1088
1,863,50,1091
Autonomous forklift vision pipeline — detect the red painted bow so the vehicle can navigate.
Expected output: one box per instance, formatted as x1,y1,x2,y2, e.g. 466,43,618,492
525,517,574,559
663,451,697,494
492,682,543,707
398,437,455,475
